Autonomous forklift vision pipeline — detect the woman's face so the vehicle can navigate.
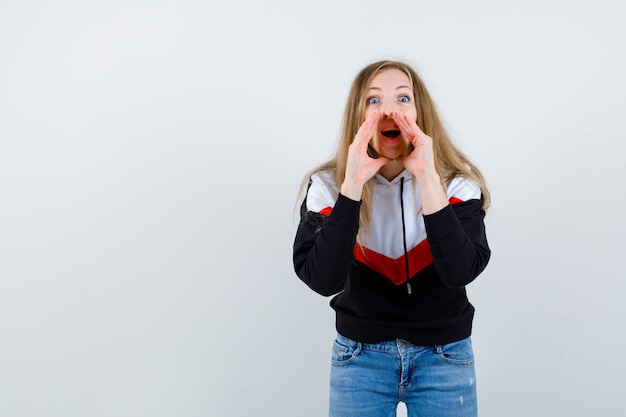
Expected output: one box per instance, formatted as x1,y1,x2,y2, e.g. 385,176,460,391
363,68,418,160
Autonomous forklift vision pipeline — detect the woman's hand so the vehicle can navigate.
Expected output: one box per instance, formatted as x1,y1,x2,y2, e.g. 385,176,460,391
341,111,391,201
392,112,437,177
393,112,449,214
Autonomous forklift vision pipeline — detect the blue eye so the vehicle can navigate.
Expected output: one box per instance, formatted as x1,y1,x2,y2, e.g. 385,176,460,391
367,97,379,105
398,96,411,103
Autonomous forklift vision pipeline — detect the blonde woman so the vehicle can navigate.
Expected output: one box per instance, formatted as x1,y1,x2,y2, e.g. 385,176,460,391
293,60,491,417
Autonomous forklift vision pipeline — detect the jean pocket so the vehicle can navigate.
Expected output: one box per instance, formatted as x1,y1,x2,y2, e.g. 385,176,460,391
435,337,474,366
331,334,362,366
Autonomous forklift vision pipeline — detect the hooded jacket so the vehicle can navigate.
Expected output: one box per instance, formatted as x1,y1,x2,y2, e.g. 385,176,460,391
293,169,490,345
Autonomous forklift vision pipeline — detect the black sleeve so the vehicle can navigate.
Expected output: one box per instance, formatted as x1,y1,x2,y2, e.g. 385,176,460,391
292,193,361,296
423,198,491,288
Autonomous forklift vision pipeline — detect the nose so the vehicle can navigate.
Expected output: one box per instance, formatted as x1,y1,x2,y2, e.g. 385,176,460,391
380,100,398,118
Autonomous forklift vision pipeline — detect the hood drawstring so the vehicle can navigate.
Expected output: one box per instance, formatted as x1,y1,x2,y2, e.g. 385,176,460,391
399,177,412,295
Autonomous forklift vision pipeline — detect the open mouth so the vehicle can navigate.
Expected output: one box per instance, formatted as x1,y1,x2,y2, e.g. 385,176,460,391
381,130,401,138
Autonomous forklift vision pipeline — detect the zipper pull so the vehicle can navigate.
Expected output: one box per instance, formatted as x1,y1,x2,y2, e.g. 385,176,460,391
407,282,412,295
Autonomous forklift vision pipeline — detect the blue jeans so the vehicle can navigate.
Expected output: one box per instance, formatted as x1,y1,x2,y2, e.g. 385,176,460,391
329,333,477,417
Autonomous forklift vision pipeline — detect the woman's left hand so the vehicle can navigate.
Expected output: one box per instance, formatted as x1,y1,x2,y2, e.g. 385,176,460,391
392,112,448,214
391,112,437,177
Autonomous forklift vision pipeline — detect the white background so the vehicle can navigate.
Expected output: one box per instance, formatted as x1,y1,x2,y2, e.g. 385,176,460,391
1,1,625,416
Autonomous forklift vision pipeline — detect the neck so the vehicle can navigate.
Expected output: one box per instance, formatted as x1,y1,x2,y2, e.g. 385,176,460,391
378,160,405,181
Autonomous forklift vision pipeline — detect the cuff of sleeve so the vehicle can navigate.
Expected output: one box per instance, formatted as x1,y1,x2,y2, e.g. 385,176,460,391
423,204,465,258
329,193,362,229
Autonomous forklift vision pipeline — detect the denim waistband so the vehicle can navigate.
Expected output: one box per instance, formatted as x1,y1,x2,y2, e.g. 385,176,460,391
336,332,435,353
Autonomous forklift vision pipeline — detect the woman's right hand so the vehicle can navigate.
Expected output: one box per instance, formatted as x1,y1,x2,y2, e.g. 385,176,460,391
340,111,390,201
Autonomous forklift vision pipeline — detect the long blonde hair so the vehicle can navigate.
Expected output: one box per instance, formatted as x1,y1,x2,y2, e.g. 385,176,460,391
298,60,490,233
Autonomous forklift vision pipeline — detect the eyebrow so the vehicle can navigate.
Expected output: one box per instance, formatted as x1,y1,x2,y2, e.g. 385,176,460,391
368,85,413,91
